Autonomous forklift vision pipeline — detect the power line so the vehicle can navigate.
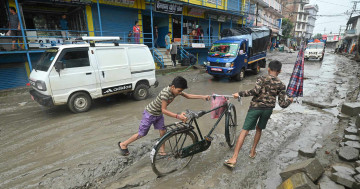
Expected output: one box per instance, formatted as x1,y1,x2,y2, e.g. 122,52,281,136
313,0,352,8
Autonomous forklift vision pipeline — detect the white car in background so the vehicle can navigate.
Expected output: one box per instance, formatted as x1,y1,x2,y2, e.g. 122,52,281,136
305,42,325,61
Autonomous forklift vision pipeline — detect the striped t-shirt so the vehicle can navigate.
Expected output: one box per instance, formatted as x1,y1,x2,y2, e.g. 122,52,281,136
145,86,175,116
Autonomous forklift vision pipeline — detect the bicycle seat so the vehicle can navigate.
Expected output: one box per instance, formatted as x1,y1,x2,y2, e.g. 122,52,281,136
185,110,206,119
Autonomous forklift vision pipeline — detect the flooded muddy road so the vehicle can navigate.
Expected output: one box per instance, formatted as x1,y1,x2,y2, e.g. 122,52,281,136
0,50,359,189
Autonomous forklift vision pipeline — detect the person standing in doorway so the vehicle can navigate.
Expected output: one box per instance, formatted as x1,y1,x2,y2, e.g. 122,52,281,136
154,25,159,48
170,39,178,67
8,7,23,50
59,14,69,40
133,21,141,44
165,32,171,57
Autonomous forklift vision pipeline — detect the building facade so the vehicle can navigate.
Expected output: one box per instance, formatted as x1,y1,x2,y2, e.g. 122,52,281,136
249,0,283,50
282,0,309,44
304,4,318,39
0,0,250,90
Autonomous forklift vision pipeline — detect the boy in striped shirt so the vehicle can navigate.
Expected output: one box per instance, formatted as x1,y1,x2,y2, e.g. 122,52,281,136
118,76,209,156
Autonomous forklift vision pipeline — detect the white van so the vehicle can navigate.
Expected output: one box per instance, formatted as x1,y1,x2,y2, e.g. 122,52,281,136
29,37,158,113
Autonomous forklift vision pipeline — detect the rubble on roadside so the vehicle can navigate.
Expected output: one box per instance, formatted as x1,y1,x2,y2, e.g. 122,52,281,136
277,103,360,189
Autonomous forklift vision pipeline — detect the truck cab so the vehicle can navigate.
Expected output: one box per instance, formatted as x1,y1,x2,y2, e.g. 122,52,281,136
205,27,270,81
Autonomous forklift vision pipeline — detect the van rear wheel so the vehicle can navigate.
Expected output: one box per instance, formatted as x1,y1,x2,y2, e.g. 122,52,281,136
133,84,149,101
68,92,92,113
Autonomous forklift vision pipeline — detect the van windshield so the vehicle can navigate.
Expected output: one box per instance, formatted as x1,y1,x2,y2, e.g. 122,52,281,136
307,43,324,49
35,48,58,72
209,43,239,57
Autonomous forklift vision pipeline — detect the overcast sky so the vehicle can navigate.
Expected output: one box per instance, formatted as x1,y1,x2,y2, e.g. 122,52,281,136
310,0,353,35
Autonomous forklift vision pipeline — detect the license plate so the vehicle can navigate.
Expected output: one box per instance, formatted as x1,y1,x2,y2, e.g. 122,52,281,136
211,68,222,71
31,95,34,101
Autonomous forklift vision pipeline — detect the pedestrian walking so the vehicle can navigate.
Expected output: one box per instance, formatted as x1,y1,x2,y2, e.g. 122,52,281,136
224,60,293,168
133,21,140,44
8,7,23,50
59,14,69,40
118,76,210,156
170,39,178,67
165,32,171,57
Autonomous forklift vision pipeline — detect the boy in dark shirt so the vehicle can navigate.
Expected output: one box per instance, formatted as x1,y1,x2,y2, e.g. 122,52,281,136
224,60,293,168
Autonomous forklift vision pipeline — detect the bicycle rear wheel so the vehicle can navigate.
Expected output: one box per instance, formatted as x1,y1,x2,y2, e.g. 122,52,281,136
151,130,197,177
225,104,237,148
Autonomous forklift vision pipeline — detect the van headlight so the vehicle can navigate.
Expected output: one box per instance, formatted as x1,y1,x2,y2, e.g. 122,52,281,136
35,80,47,91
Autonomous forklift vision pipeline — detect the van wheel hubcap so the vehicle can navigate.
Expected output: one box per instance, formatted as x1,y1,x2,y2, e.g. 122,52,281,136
138,89,147,97
75,97,87,109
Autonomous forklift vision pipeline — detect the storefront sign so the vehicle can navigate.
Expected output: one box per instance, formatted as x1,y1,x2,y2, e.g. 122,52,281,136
155,1,183,15
207,14,218,20
101,0,135,6
51,0,92,4
218,15,226,22
187,8,205,17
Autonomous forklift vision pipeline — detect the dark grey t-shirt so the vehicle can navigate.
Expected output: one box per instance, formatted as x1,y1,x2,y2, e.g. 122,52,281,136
9,14,19,29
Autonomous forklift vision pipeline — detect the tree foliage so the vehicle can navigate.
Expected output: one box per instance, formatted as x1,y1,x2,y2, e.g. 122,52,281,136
313,33,322,39
281,18,294,39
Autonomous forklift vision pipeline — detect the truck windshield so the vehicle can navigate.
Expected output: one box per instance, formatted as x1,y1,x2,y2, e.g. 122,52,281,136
209,43,239,57
307,43,324,49
35,48,58,72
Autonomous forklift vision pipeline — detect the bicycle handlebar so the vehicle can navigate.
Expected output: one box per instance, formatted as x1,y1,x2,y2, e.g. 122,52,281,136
211,94,241,102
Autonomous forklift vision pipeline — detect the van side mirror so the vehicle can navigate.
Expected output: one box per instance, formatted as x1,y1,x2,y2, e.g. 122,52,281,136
54,61,64,73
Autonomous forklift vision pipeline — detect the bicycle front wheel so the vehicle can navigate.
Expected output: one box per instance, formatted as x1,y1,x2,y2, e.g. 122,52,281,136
225,104,237,148
151,130,197,177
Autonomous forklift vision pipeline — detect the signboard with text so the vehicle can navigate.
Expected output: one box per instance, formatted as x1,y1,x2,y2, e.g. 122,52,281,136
155,1,183,15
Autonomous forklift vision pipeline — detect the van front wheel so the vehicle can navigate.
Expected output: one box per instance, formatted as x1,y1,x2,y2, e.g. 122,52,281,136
133,84,149,101
68,92,92,113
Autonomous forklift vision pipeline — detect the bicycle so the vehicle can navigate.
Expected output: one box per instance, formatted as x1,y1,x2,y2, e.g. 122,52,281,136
150,95,240,176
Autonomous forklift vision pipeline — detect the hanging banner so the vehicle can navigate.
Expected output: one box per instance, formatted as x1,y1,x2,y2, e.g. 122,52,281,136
155,1,183,15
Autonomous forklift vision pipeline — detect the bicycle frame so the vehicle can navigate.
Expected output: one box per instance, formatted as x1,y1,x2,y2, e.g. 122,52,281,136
188,100,231,141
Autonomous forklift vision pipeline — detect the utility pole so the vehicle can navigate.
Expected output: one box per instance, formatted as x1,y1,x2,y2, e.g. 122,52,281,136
255,2,259,26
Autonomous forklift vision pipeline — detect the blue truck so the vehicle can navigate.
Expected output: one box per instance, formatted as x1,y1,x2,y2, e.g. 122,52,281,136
205,27,271,81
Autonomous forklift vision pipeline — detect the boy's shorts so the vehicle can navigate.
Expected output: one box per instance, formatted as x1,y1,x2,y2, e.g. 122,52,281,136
242,109,273,130
138,110,166,137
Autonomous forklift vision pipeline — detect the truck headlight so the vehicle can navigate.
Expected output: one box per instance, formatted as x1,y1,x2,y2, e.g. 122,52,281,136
225,62,234,68
206,61,210,66
35,80,47,91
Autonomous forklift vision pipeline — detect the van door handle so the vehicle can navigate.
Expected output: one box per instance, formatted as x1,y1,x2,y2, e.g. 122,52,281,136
102,71,105,78
86,72,92,75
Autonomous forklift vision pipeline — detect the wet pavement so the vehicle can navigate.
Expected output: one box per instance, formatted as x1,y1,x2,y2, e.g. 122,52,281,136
0,50,359,188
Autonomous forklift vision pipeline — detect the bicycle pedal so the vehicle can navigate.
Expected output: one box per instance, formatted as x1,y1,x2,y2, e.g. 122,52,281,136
205,136,213,141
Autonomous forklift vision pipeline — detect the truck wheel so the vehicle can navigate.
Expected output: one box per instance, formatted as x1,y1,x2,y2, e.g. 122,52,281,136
133,84,149,101
234,68,245,81
68,92,92,113
252,62,260,75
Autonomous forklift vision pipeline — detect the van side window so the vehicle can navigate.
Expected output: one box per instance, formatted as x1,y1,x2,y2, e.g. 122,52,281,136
60,50,90,68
